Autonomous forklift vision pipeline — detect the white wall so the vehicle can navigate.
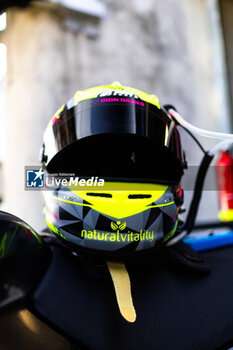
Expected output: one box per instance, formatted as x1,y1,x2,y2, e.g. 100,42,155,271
0,0,228,230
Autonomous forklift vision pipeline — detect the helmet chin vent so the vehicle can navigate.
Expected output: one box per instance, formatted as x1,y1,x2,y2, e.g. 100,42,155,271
86,193,112,198
128,194,152,199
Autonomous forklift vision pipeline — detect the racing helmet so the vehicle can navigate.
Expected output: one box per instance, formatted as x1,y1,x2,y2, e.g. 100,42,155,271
41,82,186,256
0,210,42,260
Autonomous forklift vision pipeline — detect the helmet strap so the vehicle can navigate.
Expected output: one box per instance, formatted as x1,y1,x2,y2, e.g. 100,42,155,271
107,261,136,323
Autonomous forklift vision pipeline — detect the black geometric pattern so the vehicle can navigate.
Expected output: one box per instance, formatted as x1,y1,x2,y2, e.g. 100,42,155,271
83,199,92,206
162,212,174,235
117,239,140,252
83,205,92,218
60,221,84,238
144,207,161,230
95,214,138,234
59,206,78,221
52,188,178,253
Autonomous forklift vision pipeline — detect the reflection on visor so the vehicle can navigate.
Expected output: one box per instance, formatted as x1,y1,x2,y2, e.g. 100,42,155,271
51,98,177,150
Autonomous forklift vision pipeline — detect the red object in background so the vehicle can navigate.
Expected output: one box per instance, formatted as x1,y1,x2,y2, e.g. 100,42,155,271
216,150,233,220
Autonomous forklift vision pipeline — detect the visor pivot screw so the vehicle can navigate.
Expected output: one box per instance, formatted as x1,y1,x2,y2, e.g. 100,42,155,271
131,152,136,163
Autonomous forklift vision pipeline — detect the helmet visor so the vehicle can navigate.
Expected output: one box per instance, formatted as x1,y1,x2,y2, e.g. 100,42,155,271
43,98,184,184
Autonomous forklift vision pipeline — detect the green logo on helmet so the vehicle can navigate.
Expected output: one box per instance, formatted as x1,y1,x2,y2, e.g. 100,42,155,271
111,221,126,232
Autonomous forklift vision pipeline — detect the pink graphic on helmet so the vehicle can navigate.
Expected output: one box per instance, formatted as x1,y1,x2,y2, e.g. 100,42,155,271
100,98,144,106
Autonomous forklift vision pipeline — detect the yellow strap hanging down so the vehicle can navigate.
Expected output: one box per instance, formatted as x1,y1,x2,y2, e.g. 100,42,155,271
107,261,136,323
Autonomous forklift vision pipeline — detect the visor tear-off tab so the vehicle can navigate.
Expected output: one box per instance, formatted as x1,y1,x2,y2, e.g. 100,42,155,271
107,261,136,323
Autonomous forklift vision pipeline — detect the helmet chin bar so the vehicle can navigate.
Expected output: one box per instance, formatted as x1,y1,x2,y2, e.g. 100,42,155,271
166,109,233,247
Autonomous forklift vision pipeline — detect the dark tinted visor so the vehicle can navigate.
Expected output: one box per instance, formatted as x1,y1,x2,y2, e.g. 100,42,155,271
44,98,183,183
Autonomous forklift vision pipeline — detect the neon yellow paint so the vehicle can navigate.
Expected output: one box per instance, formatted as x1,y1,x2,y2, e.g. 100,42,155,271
0,232,7,258
48,104,65,126
164,218,179,242
69,182,167,192
5,224,19,255
47,183,173,219
71,183,168,219
219,209,233,222
74,82,160,108
45,216,68,240
147,201,175,209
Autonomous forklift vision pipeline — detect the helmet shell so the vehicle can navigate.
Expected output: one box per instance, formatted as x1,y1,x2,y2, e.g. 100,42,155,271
42,82,184,256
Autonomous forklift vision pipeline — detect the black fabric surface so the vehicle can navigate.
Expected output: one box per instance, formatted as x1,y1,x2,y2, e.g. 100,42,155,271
0,243,52,315
32,245,233,350
0,0,31,13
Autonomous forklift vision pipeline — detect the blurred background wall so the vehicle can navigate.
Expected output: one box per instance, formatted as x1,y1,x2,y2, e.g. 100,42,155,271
0,0,232,230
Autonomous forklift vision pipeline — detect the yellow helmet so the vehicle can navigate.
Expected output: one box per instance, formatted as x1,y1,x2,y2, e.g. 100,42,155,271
41,82,185,256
